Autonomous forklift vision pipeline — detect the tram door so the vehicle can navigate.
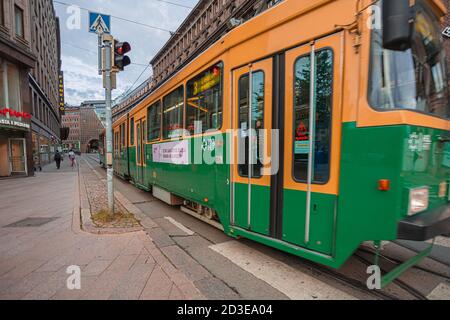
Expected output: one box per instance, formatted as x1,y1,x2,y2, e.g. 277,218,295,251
281,33,343,255
231,59,273,236
136,120,145,186
231,34,342,255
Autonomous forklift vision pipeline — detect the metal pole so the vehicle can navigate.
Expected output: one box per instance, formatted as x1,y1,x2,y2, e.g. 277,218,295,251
103,37,114,215
305,43,316,245
98,35,102,76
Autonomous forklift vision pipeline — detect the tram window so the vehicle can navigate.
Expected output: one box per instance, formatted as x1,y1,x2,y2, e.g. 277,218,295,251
293,49,333,184
121,124,126,147
147,101,161,141
130,118,135,145
143,120,147,143
238,71,265,179
143,120,147,164
163,86,184,139
114,132,119,153
137,123,141,163
186,62,223,134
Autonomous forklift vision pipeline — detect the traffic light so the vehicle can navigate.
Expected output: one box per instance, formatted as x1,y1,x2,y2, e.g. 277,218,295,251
113,40,131,72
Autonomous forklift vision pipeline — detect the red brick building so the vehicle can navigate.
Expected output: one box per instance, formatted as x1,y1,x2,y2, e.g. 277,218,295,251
61,106,80,152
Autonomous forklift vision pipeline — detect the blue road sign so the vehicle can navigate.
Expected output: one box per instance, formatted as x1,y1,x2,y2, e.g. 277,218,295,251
89,12,111,34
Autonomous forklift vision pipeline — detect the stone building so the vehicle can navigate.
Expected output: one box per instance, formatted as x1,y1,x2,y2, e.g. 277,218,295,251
151,0,283,85
81,100,107,127
62,103,105,154
29,0,62,169
112,0,282,120
0,0,35,178
61,106,80,152
80,104,105,153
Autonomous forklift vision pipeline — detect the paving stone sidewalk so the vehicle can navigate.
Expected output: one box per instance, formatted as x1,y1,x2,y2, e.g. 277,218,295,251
0,158,203,300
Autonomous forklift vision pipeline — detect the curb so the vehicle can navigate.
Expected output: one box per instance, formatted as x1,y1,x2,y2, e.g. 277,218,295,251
78,158,144,235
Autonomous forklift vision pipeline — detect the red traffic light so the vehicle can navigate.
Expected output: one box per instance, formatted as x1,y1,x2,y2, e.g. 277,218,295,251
115,41,131,55
113,40,131,71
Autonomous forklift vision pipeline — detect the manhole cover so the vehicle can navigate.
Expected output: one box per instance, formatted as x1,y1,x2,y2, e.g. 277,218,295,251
4,217,59,228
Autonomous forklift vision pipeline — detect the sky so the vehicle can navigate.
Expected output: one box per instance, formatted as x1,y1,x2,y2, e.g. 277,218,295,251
53,0,199,106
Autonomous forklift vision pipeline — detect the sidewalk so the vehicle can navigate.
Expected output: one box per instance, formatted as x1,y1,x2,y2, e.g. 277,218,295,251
0,158,203,300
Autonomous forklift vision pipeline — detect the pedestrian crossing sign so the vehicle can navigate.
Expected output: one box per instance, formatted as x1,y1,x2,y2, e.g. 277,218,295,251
89,12,111,34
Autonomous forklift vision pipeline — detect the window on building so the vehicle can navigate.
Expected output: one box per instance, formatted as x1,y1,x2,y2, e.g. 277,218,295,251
0,61,4,107
293,49,333,183
186,62,223,134
147,100,161,141
14,5,24,39
7,62,21,112
162,86,184,139
0,0,5,26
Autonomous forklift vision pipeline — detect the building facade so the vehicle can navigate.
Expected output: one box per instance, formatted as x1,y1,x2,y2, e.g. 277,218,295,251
62,103,104,154
151,0,282,85
29,0,62,169
80,104,104,153
81,100,107,127
61,106,80,152
0,0,36,178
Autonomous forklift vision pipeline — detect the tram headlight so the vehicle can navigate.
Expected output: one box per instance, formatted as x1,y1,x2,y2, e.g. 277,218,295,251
408,187,429,216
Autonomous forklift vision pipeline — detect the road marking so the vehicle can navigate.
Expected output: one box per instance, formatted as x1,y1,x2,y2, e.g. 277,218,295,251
427,282,450,300
164,217,195,236
209,241,357,300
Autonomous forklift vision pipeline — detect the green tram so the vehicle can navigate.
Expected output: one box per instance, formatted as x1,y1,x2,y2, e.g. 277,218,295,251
110,0,450,287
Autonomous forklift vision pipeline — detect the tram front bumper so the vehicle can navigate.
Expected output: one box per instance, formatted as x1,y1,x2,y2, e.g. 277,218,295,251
397,204,450,241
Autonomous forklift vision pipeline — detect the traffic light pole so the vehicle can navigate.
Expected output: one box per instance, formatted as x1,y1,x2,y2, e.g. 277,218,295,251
103,37,115,215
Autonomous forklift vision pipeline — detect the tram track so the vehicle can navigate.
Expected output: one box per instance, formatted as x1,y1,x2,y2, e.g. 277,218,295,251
83,154,448,300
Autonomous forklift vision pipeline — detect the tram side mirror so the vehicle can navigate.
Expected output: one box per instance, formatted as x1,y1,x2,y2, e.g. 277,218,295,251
382,0,412,51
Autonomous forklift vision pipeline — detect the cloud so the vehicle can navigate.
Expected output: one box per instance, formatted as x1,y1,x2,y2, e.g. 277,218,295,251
55,0,198,105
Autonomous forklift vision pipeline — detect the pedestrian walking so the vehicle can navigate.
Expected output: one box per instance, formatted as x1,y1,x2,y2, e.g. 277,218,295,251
68,149,76,168
54,151,62,170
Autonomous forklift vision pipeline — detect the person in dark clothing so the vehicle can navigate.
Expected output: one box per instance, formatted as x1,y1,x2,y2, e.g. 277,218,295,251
54,151,62,170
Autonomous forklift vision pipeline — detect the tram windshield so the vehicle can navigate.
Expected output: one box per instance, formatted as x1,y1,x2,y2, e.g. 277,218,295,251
369,1,449,119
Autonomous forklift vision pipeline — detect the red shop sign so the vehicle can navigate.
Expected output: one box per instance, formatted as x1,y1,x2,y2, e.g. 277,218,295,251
0,108,31,119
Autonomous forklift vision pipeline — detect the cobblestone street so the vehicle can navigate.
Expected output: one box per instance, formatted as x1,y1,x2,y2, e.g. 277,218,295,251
0,158,202,300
